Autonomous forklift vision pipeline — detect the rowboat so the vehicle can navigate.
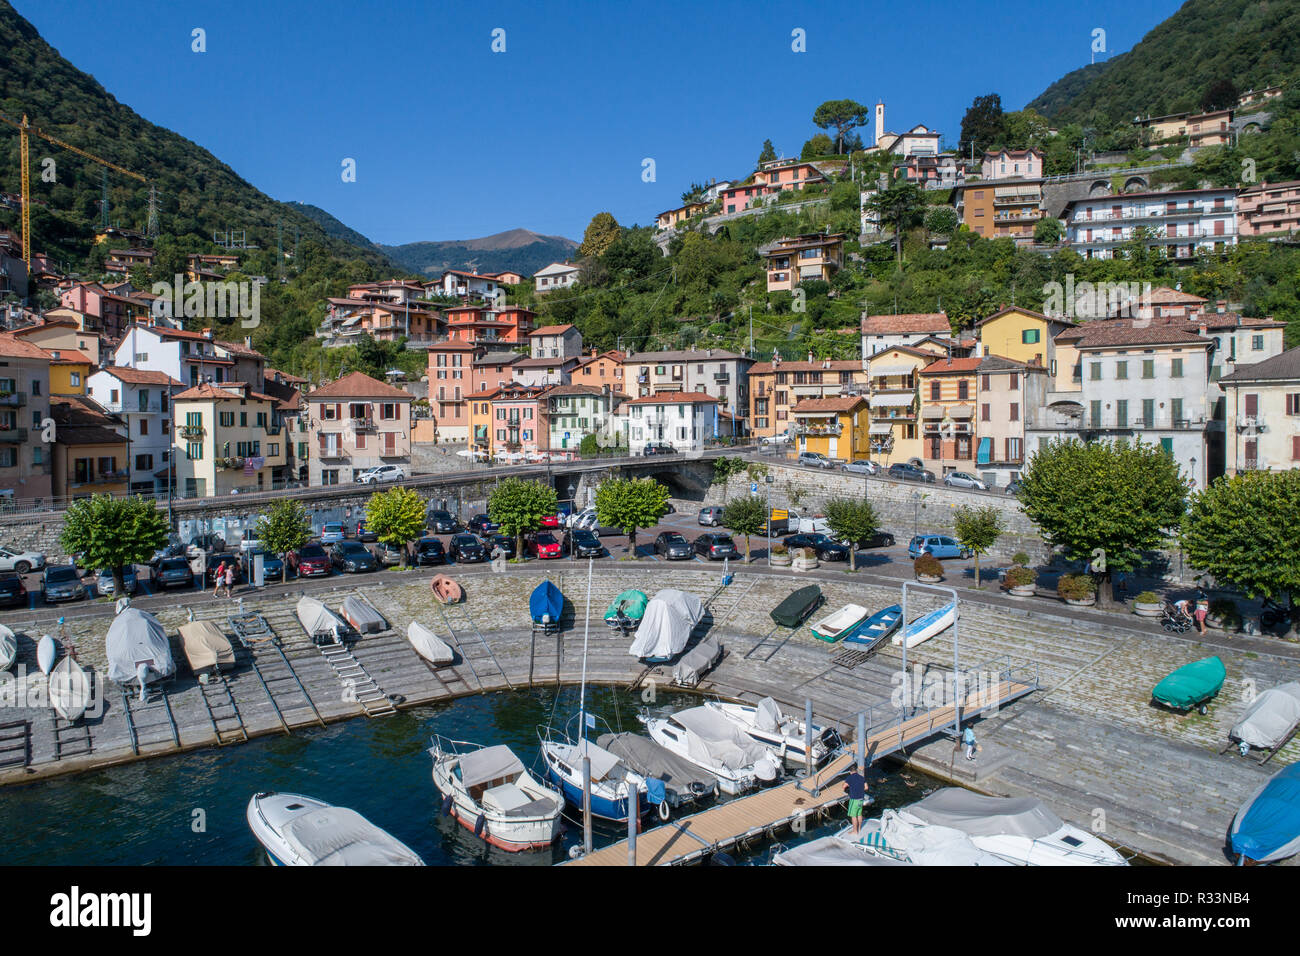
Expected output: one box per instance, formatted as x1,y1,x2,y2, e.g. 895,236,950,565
892,601,957,648
341,595,386,635
36,634,57,675
530,580,563,634
844,604,902,650
1152,656,1226,714
407,621,454,666
810,604,869,642
770,585,823,629
49,655,92,722
0,624,15,672
246,792,424,866
430,574,462,605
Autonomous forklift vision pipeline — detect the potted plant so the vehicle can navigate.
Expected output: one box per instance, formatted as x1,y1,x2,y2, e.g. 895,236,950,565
1206,598,1241,633
913,553,943,583
791,547,819,572
1133,591,1163,617
1057,573,1097,607
1004,565,1036,597
770,544,792,567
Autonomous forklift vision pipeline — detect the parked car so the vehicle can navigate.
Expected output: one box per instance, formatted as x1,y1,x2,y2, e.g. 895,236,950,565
760,433,792,446
693,533,739,561
320,522,347,544
568,508,619,536
841,459,881,476
888,462,935,483
154,557,195,590
448,533,486,564
296,544,332,577
698,506,724,527
854,530,896,550
95,566,139,596
0,546,45,575
374,541,405,567
1005,479,1024,497
797,452,833,469
654,531,693,560
355,520,378,543
414,538,446,566
0,571,27,608
943,471,988,491
150,542,187,569
238,534,263,552
467,514,500,535
789,532,852,561
539,513,562,529
486,533,516,560
907,534,971,560
563,529,603,558
239,549,284,582
529,532,563,560
426,509,458,533
641,443,675,456
41,565,85,604
331,541,378,573
355,464,405,484
187,534,226,558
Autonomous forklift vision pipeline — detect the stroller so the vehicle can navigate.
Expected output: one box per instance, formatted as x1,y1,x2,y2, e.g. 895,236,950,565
1161,599,1194,633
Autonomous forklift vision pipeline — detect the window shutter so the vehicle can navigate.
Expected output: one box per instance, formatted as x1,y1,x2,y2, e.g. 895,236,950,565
1293,435,1300,461
1245,394,1258,416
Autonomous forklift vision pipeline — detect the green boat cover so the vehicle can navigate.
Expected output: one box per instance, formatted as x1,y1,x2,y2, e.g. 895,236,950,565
1153,655,1226,710
604,589,649,623
771,585,823,629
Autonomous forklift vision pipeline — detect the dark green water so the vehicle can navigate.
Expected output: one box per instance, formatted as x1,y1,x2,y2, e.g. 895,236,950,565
0,687,936,866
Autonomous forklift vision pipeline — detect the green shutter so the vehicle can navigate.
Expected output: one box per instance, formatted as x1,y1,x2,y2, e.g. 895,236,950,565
1160,437,1173,456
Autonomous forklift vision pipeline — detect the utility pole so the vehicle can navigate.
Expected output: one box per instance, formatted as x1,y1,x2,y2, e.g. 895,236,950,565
146,184,160,240
748,305,753,358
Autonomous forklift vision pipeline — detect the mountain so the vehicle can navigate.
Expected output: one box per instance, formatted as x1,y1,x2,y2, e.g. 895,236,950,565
1027,0,1300,129
380,228,578,278
285,201,382,256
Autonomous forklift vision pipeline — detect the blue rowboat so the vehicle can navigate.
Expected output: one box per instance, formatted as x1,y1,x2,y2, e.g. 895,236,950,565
844,604,902,650
530,580,563,631
1229,761,1300,864
891,601,957,648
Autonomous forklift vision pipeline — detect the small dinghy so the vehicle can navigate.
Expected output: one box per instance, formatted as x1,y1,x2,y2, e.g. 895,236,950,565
604,589,648,630
0,624,16,672
530,580,564,634
1227,682,1300,762
341,595,386,635
844,604,902,650
408,621,454,666
1152,655,1226,714
178,621,235,684
892,601,957,648
770,585,823,629
430,574,462,605
1229,762,1300,864
106,608,175,700
628,589,704,662
706,696,839,768
429,738,563,852
49,654,92,722
811,604,869,642
296,596,349,645
37,634,57,675
672,636,723,687
246,792,424,866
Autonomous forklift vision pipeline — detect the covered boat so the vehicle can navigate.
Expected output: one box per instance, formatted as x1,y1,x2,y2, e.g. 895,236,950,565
1152,655,1226,713
774,835,912,867
296,596,349,645
640,705,781,795
706,697,838,768
770,585,823,629
597,731,719,810
811,604,869,642
341,596,387,635
844,604,902,649
1229,762,1300,864
672,636,723,687
430,574,462,605
892,601,957,648
105,608,175,698
628,589,704,661
37,634,57,675
0,624,15,672
246,792,423,866
604,589,648,630
408,621,455,666
429,738,563,852
539,733,648,823
49,655,92,722
841,812,1009,866
178,621,235,683
530,580,563,633
1228,682,1300,758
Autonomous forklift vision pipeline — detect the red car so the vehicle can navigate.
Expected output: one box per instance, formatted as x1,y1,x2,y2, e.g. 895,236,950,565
539,513,561,529
530,532,562,559
296,544,332,577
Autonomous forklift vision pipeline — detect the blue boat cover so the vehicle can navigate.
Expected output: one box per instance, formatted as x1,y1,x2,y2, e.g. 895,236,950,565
530,580,563,624
1230,762,1300,863
645,777,667,806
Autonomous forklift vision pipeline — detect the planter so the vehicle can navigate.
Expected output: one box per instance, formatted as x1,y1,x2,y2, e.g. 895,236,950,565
1007,585,1035,598
1133,602,1163,617
917,574,942,584
1065,596,1096,607
1204,615,1224,631
770,553,792,567
792,557,819,572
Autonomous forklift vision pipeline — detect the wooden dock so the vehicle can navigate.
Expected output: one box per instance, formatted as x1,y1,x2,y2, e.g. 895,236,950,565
566,676,1037,866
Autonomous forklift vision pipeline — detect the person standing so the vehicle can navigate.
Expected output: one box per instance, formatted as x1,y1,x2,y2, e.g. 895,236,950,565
1195,588,1210,635
211,560,225,598
843,767,868,835
962,725,978,762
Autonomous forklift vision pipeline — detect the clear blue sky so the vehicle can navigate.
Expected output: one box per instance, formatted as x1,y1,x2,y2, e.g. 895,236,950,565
16,0,1184,245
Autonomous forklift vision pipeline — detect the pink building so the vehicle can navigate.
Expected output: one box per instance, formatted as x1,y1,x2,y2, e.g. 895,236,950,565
1238,180,1300,237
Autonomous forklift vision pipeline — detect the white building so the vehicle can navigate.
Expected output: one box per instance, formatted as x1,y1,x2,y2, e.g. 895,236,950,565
1063,189,1238,261
546,384,625,453
114,323,262,389
621,348,752,430
432,270,503,301
534,262,579,293
619,392,719,454
860,312,952,359
85,366,183,495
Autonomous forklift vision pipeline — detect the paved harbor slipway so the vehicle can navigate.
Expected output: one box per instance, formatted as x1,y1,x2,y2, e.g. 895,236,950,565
1,562,1295,866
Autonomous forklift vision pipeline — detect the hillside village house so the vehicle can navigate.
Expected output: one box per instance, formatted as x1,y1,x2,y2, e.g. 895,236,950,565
619,392,719,455
918,357,980,476
12,316,101,364
262,368,310,485
510,323,584,387
426,341,476,443
1110,286,1208,321
85,366,182,495
443,303,536,346
1218,347,1300,475
981,148,1044,179
1063,189,1238,260
791,395,870,462
487,383,551,455
546,384,626,453
305,372,413,486
433,270,503,301
317,296,442,346
1237,180,1300,237
656,202,708,231
622,348,752,431
473,350,522,394
485,271,523,285
0,333,53,504
748,355,867,438
174,382,286,497
534,263,579,293
956,176,1044,244
1134,109,1233,148
975,306,1075,370
974,356,1046,488
50,395,130,502
570,349,626,391
860,312,951,358
60,281,151,344
761,233,845,293
116,323,244,387
864,344,933,466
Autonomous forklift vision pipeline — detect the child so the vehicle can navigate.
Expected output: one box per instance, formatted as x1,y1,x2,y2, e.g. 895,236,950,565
962,725,978,762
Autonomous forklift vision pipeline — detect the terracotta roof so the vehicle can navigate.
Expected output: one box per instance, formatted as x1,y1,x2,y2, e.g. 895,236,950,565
624,349,747,362
512,356,576,369
474,352,522,366
54,425,127,447
750,359,861,374
266,367,308,384
174,383,245,402
440,269,500,281
216,339,265,358
791,395,868,414
544,384,618,398
860,313,951,335
575,350,625,367
1071,326,1211,349
1137,286,1207,306
975,306,1074,328
621,391,718,406
426,340,478,351
306,371,413,401
528,324,576,336
1219,347,1300,383
867,344,940,360
920,357,982,374
0,333,53,361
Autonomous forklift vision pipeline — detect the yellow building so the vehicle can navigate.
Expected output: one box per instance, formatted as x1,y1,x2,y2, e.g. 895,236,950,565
174,382,287,497
791,395,870,462
467,388,498,456
50,395,129,502
762,233,845,293
975,306,1075,371
865,344,931,465
12,316,101,364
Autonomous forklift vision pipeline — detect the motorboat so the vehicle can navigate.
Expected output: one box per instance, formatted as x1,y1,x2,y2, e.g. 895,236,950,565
296,596,349,645
430,574,462,605
639,705,781,795
1229,762,1300,864
810,604,869,643
246,792,423,866
1228,682,1300,761
604,589,648,630
49,654,92,722
0,624,15,672
705,696,839,768
178,621,235,684
843,604,902,650
429,737,563,852
37,633,57,675
836,812,1011,866
892,601,957,648
105,608,175,701
773,835,912,866
897,788,1128,865
597,731,719,812
530,580,564,634
628,589,703,662
539,730,648,823
1152,656,1226,714
770,585,823,629
341,595,387,635
671,636,723,687
407,621,455,666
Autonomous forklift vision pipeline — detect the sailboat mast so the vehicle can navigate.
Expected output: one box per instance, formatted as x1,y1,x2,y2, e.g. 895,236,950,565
577,555,593,740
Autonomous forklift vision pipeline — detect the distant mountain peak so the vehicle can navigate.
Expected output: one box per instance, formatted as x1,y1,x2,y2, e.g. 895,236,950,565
379,229,577,278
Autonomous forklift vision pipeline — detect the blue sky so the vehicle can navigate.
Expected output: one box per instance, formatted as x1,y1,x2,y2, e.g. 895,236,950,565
16,0,1184,245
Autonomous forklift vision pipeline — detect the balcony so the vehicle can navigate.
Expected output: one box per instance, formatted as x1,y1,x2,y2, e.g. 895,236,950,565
713,373,730,383
793,421,842,436
317,446,348,461
1236,415,1265,433
107,401,165,415
217,457,247,470
0,390,27,407
180,424,205,439
0,427,28,443
350,417,376,432
75,469,129,486
1028,413,1207,431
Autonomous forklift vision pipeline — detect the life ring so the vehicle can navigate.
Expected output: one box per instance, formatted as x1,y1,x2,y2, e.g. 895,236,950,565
658,800,671,822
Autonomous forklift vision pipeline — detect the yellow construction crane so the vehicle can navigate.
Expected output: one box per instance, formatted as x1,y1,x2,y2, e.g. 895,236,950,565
0,111,149,269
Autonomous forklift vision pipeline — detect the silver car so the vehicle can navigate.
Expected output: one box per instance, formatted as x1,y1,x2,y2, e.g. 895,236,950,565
943,471,988,491
797,452,833,469
841,460,880,476
96,566,139,596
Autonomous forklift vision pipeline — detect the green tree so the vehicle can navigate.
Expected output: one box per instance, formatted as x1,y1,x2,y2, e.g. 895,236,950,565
801,133,834,160
952,505,1003,588
868,179,926,265
958,93,1005,158
595,477,669,558
1018,438,1186,605
711,455,747,494
578,212,621,259
813,99,870,154
1181,471,1300,637
722,496,766,563
60,495,170,596
578,433,601,456
823,497,878,571
1201,78,1238,112
365,487,427,567
254,499,312,564
757,138,778,166
1034,217,1064,245
487,476,557,559
924,205,958,236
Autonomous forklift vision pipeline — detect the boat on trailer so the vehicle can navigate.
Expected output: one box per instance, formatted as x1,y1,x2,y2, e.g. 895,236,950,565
530,580,564,634
105,608,175,701
843,604,902,650
178,621,235,684
770,585,823,629
429,737,563,852
705,696,839,768
604,589,648,631
628,589,703,663
810,604,869,643
1152,656,1226,715
246,792,423,866
1226,681,1300,762
891,601,956,648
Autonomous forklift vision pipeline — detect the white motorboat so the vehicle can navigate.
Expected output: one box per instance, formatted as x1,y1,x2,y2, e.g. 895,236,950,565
49,655,92,722
772,834,912,866
0,624,15,672
639,705,781,795
898,788,1128,866
37,633,57,674
539,732,648,823
105,608,175,701
296,596,349,645
835,811,1012,866
429,737,563,852
246,792,423,866
407,621,454,666
705,697,839,768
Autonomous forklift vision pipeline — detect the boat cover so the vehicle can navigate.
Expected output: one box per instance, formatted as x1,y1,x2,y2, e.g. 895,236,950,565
771,585,822,628
1152,656,1226,709
1229,762,1300,863
458,744,525,790
604,589,648,624
557,738,624,782
597,732,719,796
408,621,454,665
672,636,722,685
672,706,770,772
774,836,909,866
905,788,1063,840
105,608,176,683
281,807,422,866
342,596,386,634
0,625,15,670
629,589,703,659
178,621,235,673
754,697,783,733
877,811,1011,866
530,580,563,624
1230,682,1300,750
297,597,348,642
